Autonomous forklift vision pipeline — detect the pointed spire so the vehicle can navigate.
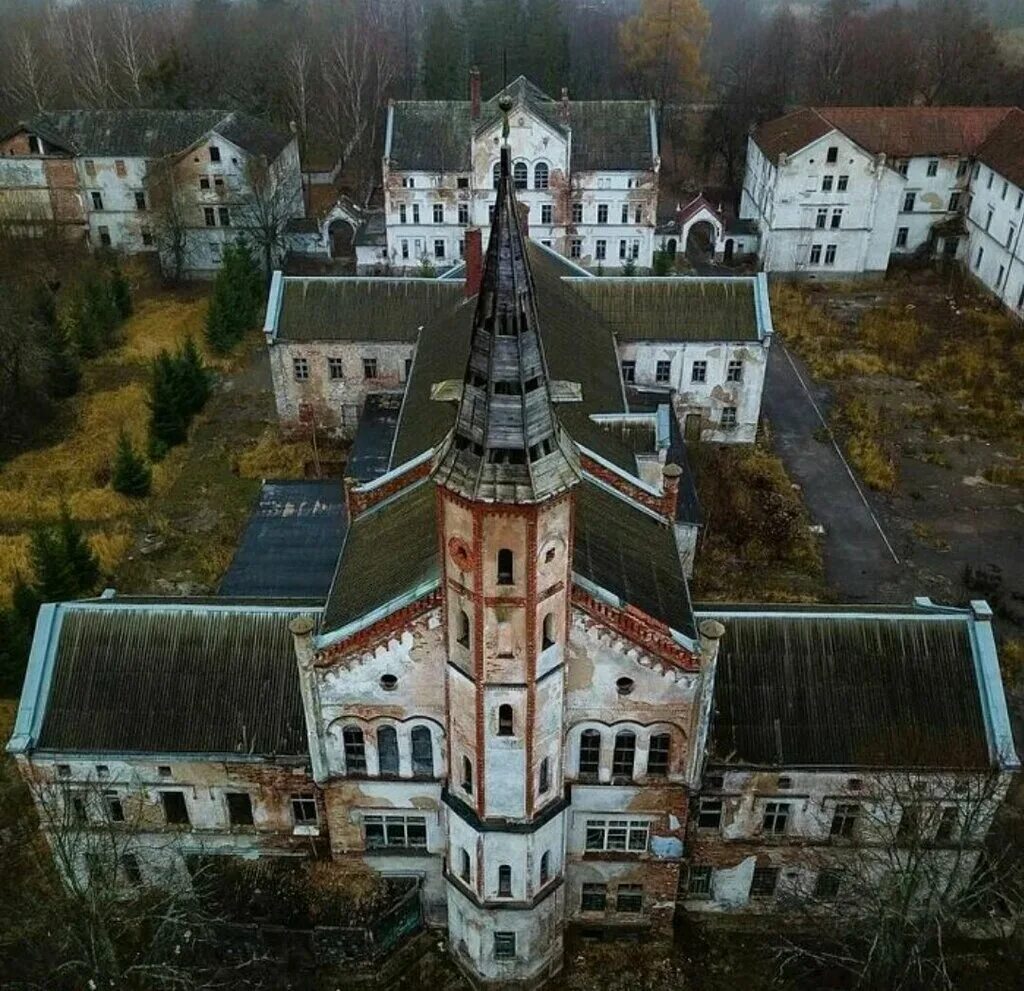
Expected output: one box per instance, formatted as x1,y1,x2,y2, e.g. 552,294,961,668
433,114,579,504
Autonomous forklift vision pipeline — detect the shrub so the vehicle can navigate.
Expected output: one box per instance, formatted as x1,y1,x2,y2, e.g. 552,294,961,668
109,263,133,320
176,336,211,415
111,430,152,498
147,338,211,459
622,257,637,277
205,241,262,353
858,305,922,370
838,398,898,493
652,249,673,276
24,508,100,605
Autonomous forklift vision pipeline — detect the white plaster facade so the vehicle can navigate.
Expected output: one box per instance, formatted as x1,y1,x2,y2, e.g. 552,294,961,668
965,159,1024,316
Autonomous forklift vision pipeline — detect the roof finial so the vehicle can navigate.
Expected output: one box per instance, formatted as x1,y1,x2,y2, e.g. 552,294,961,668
499,94,513,144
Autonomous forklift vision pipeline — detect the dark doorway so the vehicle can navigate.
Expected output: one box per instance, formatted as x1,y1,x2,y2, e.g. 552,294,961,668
724,239,734,262
684,413,702,442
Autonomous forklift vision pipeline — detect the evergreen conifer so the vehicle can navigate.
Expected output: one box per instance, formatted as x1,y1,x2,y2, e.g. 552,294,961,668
58,507,100,593
110,264,133,319
148,349,189,458
175,336,211,415
206,241,261,353
111,429,152,497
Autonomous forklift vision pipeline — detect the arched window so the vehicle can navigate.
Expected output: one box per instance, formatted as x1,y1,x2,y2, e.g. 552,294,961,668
497,548,513,585
411,726,434,778
534,162,549,189
647,733,671,776
578,729,600,777
462,756,474,794
540,850,550,884
498,704,514,736
542,612,556,650
539,756,550,794
612,730,637,781
377,726,399,776
343,726,366,775
498,864,512,896
461,848,472,882
492,161,501,188
513,161,528,189
456,609,470,648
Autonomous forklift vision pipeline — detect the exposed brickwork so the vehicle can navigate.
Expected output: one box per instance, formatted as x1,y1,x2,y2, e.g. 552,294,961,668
346,459,433,518
316,590,442,665
580,454,669,519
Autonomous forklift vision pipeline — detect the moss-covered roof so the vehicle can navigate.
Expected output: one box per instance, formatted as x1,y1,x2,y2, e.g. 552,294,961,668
276,279,464,343
566,278,762,342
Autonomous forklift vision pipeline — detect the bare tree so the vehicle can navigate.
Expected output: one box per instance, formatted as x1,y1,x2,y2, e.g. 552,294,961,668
285,41,313,163
146,159,195,283
240,154,304,278
3,31,55,114
113,3,153,106
778,763,1023,991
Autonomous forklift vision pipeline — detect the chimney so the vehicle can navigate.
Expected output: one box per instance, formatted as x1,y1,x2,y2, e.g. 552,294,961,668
516,202,529,238
661,463,681,517
470,67,482,121
289,615,317,670
464,227,483,297
560,86,570,123
697,618,725,670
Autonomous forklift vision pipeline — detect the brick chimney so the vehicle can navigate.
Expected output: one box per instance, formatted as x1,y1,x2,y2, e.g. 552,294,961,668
464,227,483,297
470,67,482,120
661,463,681,517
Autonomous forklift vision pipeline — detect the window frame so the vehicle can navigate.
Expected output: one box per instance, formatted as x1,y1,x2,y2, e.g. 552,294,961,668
578,729,601,778
363,812,427,850
655,360,672,384
226,791,254,826
762,800,791,835
291,793,318,826
584,818,650,853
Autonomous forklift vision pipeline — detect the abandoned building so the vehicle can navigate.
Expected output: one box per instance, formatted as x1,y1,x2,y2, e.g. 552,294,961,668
740,104,1024,316
377,74,659,272
8,132,1020,987
0,109,303,276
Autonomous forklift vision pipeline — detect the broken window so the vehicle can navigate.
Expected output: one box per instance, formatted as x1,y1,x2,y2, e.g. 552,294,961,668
903,191,916,212
460,848,471,881
896,227,909,248
364,813,425,848
540,850,551,884
581,882,607,911
497,548,514,585
814,869,841,899
134,191,146,210
57,764,71,778
721,406,737,429
378,726,400,776
539,757,550,794
226,792,254,826
292,357,309,381
697,798,722,829
204,207,215,227
161,791,189,826
749,867,779,898
935,806,958,843
103,790,125,823
612,731,636,781
462,756,473,794
655,360,671,384
726,359,743,382
122,853,142,887
98,226,111,247
71,795,88,825
343,726,367,774
456,609,471,648
141,227,153,246
218,207,230,227
458,202,469,225
434,239,445,259
494,932,516,960
571,202,583,224
28,135,41,153
578,730,601,777
157,765,172,778
621,360,636,383
362,357,378,379
830,803,859,838
411,726,434,778
209,146,221,162
513,161,528,189
497,864,512,896
534,162,549,189
457,176,468,188
291,794,318,826
200,177,210,190
762,801,790,834
542,613,556,651
647,733,670,776
497,704,514,737
616,884,643,913
585,819,649,852
688,866,713,897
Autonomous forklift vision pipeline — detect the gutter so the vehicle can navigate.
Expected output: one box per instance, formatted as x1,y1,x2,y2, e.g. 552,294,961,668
263,270,284,344
7,604,62,755
315,578,441,651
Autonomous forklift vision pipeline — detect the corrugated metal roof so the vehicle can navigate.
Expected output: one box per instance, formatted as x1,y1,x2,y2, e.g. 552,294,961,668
566,278,761,342
276,279,464,342
37,603,314,756
219,482,347,598
703,611,991,769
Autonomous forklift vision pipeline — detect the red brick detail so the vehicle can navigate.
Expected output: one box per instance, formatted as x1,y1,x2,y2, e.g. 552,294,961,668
471,502,486,816
436,488,454,786
525,513,538,819
572,587,699,672
580,454,669,519
315,590,442,665
347,458,433,518
465,227,483,297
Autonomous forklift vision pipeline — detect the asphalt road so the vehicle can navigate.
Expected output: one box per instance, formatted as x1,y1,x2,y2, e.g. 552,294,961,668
763,342,903,601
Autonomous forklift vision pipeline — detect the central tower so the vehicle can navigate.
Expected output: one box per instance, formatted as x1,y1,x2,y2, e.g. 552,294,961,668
433,105,580,986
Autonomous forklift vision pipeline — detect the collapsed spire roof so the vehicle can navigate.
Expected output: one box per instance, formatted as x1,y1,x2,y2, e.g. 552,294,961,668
432,137,580,504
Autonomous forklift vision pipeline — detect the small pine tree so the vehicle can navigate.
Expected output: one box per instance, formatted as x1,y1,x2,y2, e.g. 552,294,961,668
622,257,637,277
0,606,31,698
70,294,101,358
109,264,133,319
111,429,152,497
175,336,211,416
43,317,81,399
148,350,188,458
205,241,261,353
26,526,77,603
11,572,41,626
84,270,122,350
652,249,673,276
58,507,100,593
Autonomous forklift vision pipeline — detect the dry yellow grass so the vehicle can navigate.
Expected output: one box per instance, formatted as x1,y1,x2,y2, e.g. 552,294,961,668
234,428,316,480
0,535,30,600
118,295,208,362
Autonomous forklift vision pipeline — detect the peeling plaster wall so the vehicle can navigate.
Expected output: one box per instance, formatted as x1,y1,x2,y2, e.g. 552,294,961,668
269,339,414,437
967,161,1024,314
75,156,155,252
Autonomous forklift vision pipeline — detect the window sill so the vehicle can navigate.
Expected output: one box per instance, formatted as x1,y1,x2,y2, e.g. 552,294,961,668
292,824,320,837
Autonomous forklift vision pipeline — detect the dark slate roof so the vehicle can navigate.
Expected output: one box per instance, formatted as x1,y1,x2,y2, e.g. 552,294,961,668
275,278,464,342
37,603,313,756
575,480,695,638
702,610,991,769
977,108,1024,190
565,278,762,342
15,109,291,159
322,479,439,632
348,394,401,482
219,481,347,599
387,77,655,172
753,106,1015,161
